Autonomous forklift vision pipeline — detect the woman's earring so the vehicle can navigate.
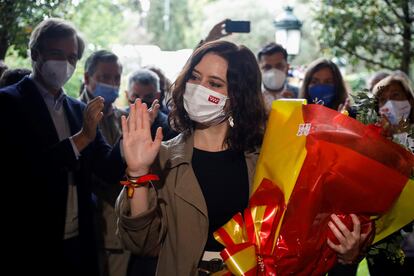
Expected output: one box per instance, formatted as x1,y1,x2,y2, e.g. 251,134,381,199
228,116,234,128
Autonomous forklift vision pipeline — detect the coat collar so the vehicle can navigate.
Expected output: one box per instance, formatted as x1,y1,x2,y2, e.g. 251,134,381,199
245,148,260,196
18,77,60,144
159,132,208,217
62,97,83,134
162,131,194,169
161,132,260,217
163,131,260,170
18,77,84,141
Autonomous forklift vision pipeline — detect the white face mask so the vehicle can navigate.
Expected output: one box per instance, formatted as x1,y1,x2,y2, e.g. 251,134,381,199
37,60,75,89
262,68,286,91
379,100,411,125
183,82,229,126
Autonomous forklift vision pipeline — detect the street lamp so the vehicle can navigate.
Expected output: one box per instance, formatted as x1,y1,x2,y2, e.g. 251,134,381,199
273,6,302,57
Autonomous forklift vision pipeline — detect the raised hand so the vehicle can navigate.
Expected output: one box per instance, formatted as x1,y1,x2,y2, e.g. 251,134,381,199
148,98,160,125
204,19,232,43
327,214,370,264
82,96,104,142
122,99,163,177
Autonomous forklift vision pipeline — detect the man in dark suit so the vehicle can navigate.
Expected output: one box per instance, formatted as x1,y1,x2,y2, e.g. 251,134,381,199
0,18,126,276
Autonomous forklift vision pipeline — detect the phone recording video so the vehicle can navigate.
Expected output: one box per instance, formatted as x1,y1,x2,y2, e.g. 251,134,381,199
225,20,251,33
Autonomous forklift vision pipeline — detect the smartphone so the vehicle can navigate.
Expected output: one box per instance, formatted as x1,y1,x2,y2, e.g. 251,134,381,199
225,20,250,33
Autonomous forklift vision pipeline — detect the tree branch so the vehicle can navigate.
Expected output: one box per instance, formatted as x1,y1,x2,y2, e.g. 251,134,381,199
334,28,401,60
383,0,404,22
373,43,403,58
409,0,414,22
336,44,396,71
383,0,413,30
378,23,402,36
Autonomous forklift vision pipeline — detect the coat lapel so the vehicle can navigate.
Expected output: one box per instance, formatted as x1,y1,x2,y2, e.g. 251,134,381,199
63,97,83,135
163,133,260,217
245,149,260,196
18,78,60,146
166,133,208,218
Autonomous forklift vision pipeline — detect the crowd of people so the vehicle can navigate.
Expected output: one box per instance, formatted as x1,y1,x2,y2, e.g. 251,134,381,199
0,18,413,276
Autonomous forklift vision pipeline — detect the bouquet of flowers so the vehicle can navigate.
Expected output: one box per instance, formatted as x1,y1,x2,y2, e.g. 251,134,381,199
214,100,414,276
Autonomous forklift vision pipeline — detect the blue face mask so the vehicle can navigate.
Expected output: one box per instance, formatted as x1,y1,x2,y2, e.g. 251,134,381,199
93,82,119,105
308,84,336,107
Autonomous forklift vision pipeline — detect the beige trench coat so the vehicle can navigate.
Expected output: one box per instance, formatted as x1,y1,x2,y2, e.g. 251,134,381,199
116,132,259,276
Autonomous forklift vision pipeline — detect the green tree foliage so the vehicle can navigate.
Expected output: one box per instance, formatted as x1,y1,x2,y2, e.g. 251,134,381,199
313,0,413,75
64,0,129,52
60,0,130,97
0,0,64,60
201,0,275,54
195,0,321,67
146,0,206,50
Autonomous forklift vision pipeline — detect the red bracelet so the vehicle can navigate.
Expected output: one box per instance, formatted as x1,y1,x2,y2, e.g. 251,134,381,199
120,174,159,198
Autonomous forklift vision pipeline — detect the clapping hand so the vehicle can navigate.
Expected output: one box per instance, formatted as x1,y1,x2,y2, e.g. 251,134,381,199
82,96,104,142
148,98,160,125
121,99,163,177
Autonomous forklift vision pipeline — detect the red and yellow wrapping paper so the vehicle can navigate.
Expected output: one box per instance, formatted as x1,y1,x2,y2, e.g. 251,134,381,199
213,178,285,275
214,100,414,276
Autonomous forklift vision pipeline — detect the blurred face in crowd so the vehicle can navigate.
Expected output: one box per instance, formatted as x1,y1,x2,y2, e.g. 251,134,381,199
259,52,288,74
309,67,335,87
85,61,122,94
126,82,159,106
376,80,414,124
377,82,411,108
188,53,228,96
32,35,78,92
306,66,338,107
259,52,289,91
35,36,78,67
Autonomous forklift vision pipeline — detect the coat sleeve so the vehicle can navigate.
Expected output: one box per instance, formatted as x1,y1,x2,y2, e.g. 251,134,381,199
115,185,166,256
89,131,126,184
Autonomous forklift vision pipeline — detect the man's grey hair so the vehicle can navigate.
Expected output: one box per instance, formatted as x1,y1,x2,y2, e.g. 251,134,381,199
29,18,85,60
128,69,160,92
